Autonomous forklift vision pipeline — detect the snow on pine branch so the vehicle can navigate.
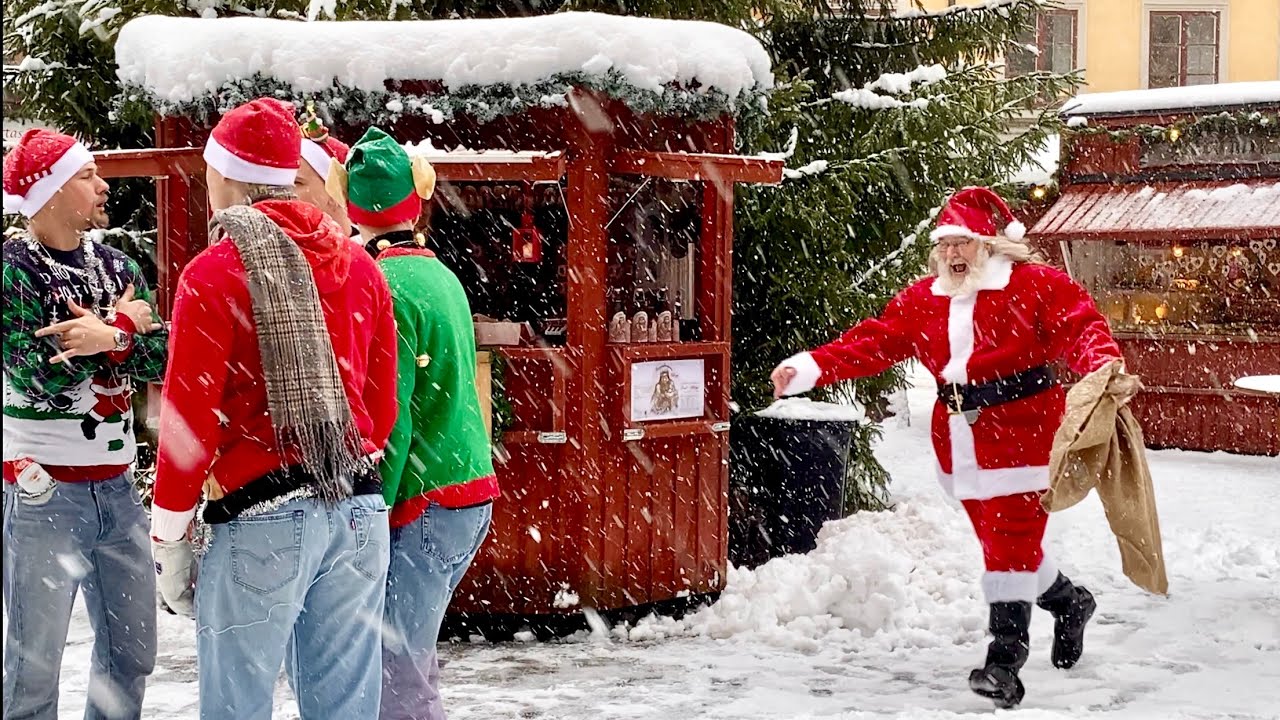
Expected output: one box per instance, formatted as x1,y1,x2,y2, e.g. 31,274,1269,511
832,64,946,111
894,0,1040,20
115,13,773,105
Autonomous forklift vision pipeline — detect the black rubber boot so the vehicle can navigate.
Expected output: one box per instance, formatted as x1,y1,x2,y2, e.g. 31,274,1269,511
969,601,1031,709
1037,572,1096,669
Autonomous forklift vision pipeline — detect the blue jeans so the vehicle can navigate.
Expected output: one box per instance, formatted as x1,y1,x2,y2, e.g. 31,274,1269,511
3,473,157,720
380,502,493,720
195,493,390,720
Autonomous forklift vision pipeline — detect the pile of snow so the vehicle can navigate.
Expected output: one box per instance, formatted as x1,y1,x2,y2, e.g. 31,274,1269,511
1008,133,1060,186
755,397,866,422
114,13,772,104
628,497,985,651
1061,81,1280,116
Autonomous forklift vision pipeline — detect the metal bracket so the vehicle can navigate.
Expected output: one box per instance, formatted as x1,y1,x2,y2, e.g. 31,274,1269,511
537,431,567,444
622,428,646,442
711,421,731,433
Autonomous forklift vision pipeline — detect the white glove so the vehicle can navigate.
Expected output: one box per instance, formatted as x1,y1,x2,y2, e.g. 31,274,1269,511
152,538,197,618
14,459,56,506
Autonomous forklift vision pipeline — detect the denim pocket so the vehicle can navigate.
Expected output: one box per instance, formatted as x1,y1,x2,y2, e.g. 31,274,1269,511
422,504,492,566
229,510,305,595
351,506,390,582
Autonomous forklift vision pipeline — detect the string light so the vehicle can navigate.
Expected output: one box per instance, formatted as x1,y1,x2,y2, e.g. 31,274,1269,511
1167,127,1181,142
1031,186,1047,200
1172,246,1185,258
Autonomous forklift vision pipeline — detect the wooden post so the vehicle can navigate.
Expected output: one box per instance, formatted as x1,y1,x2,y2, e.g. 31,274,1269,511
561,89,614,606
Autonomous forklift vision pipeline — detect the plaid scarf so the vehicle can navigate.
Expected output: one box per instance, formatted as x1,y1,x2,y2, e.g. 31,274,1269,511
209,204,365,503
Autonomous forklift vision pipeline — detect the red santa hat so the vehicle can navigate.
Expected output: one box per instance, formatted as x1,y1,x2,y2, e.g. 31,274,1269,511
3,129,95,218
203,98,301,186
930,186,1026,243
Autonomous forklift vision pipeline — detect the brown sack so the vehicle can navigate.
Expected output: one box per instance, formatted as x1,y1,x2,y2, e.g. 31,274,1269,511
1045,360,1169,595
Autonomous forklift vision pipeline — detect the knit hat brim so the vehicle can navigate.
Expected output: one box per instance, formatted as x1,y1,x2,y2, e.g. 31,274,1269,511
346,190,421,227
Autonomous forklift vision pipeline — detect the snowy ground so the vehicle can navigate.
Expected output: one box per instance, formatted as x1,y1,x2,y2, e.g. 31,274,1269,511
56,364,1279,719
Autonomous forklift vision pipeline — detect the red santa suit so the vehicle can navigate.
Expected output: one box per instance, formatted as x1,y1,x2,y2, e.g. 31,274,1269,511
779,197,1122,606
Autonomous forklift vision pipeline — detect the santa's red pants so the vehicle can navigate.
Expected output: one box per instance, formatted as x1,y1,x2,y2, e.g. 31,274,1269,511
961,491,1058,603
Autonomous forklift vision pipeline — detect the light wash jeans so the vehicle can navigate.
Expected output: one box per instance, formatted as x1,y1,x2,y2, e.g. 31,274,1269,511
380,501,493,720
195,493,390,720
3,473,157,720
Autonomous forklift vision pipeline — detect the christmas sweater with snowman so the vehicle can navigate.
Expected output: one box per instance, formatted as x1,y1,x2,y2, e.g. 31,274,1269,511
2,233,168,481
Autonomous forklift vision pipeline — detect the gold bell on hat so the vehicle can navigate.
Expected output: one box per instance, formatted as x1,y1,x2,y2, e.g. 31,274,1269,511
415,353,431,367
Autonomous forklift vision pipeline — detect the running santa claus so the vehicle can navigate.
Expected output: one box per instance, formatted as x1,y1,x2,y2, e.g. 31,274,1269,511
771,186,1142,709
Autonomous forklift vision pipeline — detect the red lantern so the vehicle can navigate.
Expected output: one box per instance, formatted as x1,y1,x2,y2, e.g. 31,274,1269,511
512,182,542,263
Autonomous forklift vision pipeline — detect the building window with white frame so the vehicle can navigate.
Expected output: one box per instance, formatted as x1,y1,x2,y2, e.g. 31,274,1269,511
1006,9,1079,76
1149,11,1220,87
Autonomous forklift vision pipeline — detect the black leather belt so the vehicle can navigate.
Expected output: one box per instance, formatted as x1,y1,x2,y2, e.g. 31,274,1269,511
937,365,1058,425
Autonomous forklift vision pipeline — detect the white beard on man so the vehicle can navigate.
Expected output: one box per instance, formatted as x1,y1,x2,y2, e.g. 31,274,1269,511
931,239,991,297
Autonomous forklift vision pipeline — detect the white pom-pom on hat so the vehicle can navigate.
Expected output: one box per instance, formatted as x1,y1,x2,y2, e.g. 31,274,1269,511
1005,220,1026,241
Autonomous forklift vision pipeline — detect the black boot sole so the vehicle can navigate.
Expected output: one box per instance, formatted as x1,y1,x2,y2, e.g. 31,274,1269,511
969,667,1025,709
1052,592,1096,669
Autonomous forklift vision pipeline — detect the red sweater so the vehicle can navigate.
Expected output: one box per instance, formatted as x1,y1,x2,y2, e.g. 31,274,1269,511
150,200,398,541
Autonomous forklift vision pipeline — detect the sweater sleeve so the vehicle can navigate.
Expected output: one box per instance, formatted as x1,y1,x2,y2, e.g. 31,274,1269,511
107,258,168,383
1,262,98,400
365,272,400,454
1039,268,1124,376
780,289,918,396
151,264,235,541
377,295,417,508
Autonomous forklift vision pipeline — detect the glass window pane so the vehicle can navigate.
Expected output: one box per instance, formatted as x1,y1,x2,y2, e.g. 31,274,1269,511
1186,74,1216,86
1051,42,1074,73
1150,44,1181,85
1187,13,1217,44
1187,45,1216,75
1151,14,1182,45
1049,13,1075,44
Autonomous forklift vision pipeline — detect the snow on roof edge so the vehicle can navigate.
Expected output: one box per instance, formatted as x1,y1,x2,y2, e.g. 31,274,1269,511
1061,81,1280,117
114,13,773,115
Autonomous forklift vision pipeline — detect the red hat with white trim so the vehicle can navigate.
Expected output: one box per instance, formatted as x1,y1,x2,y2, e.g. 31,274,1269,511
298,104,350,181
930,186,1026,242
203,98,301,186
3,129,95,218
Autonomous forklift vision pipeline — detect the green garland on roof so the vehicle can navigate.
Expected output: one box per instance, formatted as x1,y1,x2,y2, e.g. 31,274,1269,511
115,69,769,128
1067,109,1280,143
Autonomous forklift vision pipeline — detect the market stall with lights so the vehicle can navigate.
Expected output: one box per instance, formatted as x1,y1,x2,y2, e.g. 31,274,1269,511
1028,82,1280,455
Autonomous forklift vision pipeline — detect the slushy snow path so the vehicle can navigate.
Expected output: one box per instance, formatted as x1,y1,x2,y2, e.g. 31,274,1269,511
55,364,1279,718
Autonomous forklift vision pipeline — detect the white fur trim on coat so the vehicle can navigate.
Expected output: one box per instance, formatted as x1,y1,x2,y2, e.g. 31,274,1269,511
4,142,94,218
203,136,297,186
779,352,823,396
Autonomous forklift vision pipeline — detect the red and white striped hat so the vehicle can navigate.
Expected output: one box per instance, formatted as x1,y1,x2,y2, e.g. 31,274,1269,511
2,129,95,218
203,98,301,186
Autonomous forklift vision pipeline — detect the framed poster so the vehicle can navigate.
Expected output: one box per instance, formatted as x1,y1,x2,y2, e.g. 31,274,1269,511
630,358,705,422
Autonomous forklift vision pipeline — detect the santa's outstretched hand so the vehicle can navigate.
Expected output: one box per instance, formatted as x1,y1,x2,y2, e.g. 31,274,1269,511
771,365,798,399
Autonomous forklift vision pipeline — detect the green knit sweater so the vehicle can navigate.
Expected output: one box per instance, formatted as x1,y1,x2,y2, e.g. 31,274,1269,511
376,248,494,512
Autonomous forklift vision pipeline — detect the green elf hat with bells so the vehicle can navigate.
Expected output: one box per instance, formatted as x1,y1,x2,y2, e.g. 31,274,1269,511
326,126,435,227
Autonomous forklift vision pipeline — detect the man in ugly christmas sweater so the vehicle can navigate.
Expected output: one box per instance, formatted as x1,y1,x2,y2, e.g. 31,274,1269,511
2,128,168,720
332,126,499,720
151,98,399,719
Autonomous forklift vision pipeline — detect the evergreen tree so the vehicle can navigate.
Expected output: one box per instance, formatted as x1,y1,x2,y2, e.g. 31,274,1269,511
4,0,1076,512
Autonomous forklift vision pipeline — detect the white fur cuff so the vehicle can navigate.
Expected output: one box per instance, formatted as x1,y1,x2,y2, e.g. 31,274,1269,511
780,352,823,396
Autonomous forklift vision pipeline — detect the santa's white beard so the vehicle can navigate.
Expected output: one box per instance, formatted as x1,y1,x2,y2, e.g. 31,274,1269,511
934,244,991,297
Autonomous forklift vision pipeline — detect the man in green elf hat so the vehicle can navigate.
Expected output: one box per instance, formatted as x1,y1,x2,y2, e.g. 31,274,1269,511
328,126,500,720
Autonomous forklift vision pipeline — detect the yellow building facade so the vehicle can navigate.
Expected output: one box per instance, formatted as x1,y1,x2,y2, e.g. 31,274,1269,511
907,0,1280,91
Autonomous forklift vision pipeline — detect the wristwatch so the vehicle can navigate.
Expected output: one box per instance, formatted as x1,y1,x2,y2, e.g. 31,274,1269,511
112,328,131,352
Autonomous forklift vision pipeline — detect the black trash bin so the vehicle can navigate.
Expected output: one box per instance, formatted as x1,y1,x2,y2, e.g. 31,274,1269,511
728,414,857,569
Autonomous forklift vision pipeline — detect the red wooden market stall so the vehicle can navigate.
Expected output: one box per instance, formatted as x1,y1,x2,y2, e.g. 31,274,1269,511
103,13,783,617
1027,82,1280,456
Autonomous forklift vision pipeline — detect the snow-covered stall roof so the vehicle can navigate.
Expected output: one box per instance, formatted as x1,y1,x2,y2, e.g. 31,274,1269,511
114,13,773,124
1061,81,1280,117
